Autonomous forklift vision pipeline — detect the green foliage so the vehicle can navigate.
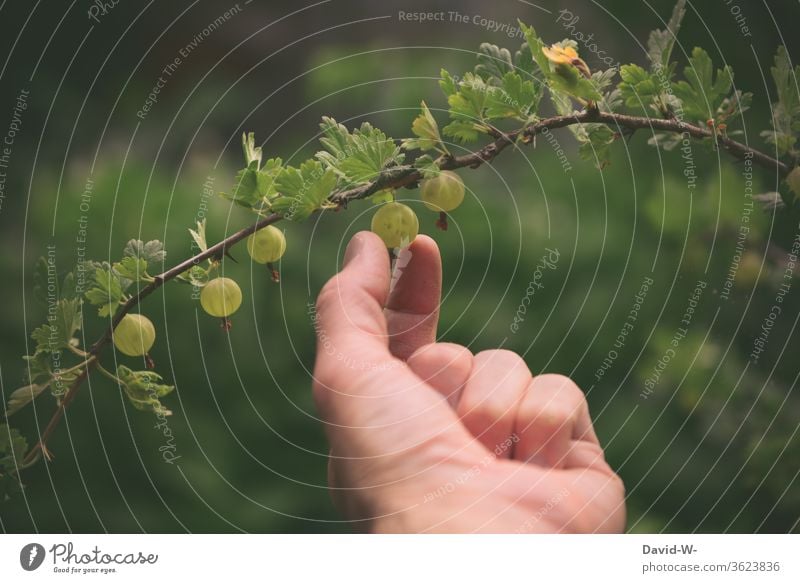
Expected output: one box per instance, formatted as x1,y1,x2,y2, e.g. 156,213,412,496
123,239,166,272
762,46,800,157
272,160,338,221
647,0,686,71
404,101,448,154
85,266,124,317
116,366,174,416
30,298,81,353
316,117,403,185
672,47,735,124
0,425,27,501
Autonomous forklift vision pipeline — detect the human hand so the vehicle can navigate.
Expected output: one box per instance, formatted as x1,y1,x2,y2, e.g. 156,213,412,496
312,231,626,533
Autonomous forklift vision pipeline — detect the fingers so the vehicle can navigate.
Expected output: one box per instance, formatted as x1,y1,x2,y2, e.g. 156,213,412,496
513,374,601,470
385,235,442,360
456,350,532,458
406,343,473,406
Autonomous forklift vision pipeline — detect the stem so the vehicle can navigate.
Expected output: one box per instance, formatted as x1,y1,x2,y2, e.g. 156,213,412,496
19,110,792,467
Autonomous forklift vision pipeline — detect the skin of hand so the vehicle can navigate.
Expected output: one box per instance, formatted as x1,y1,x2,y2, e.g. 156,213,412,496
311,231,626,533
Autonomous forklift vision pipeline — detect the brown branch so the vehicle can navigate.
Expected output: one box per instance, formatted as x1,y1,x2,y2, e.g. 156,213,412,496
19,110,793,467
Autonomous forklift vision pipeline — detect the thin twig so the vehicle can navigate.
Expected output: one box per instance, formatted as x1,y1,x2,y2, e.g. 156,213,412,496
18,110,793,467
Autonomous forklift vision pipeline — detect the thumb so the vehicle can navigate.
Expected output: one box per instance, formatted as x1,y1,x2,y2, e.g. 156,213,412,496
311,232,469,462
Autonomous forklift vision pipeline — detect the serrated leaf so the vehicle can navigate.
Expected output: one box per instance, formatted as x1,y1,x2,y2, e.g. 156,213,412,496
188,218,207,252
0,424,27,478
672,47,733,123
0,423,27,501
242,132,262,168
5,383,49,416
447,72,490,121
272,160,338,221
404,101,447,154
30,298,82,353
22,352,52,385
413,154,441,179
442,120,482,143
221,164,260,207
84,267,123,317
257,158,283,199
619,64,660,108
113,256,149,282
316,118,403,185
762,46,800,156
647,0,687,71
116,365,174,416
518,21,551,77
548,62,602,102
513,41,538,79
123,240,166,273
551,91,615,167
439,69,458,97
485,71,542,121
475,43,515,82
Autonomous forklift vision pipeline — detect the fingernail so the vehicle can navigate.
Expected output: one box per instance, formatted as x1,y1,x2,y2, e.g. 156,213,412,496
343,233,365,267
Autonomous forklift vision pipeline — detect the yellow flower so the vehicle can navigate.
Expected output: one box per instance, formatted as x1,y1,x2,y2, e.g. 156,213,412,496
542,44,579,65
542,44,590,78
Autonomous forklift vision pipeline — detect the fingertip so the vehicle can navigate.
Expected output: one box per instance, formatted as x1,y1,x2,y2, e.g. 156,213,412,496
343,231,387,268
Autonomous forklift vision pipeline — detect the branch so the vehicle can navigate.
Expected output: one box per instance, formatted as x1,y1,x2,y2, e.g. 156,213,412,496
19,109,792,467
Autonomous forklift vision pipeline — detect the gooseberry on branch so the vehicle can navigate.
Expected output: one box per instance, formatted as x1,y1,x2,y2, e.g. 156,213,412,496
246,225,286,264
200,277,242,319
370,202,419,249
113,314,156,357
420,170,465,212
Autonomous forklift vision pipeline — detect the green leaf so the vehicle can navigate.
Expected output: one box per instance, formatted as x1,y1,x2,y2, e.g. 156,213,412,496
113,256,149,282
619,64,660,108
316,118,403,185
475,43,515,81
439,69,458,97
368,189,395,205
123,240,166,273
647,0,687,71
761,46,800,156
85,267,123,317
413,154,441,179
404,101,447,154
551,91,615,167
116,366,174,416
513,41,538,80
518,21,550,77
22,352,52,385
188,218,208,252
30,298,82,352
442,120,483,143
242,132,263,168
485,71,542,121
672,47,733,123
548,61,602,102
441,72,493,142
578,125,617,166
221,163,260,207
0,424,27,500
272,160,338,221
5,383,49,417
257,158,283,199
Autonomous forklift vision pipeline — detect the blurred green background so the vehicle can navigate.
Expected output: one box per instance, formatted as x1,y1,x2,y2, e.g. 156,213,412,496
1,0,798,533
